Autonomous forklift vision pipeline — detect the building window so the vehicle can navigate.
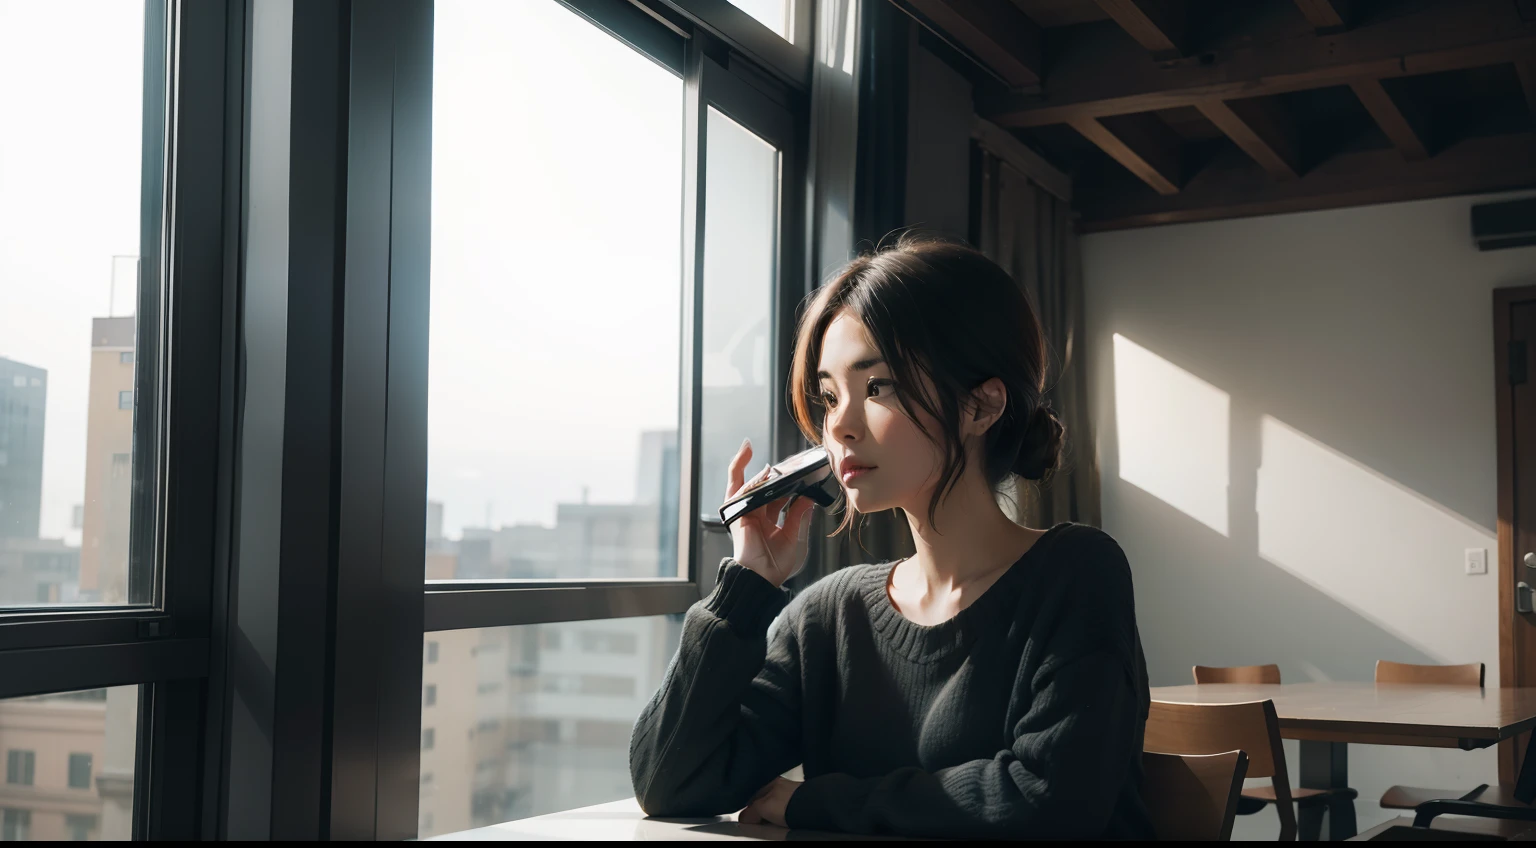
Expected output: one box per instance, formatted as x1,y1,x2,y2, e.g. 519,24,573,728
110,452,131,480
35,583,53,604
1,809,29,841
65,814,97,841
422,728,435,751
424,684,436,707
426,641,439,664
117,390,134,410
119,351,134,364
4,750,34,786
68,752,92,789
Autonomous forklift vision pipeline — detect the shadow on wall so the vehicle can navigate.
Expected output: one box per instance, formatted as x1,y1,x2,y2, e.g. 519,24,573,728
1108,333,1496,680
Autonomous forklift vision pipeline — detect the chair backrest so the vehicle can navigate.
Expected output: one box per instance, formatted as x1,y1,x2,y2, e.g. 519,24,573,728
1142,750,1248,841
1375,660,1485,688
1146,699,1296,840
1193,664,1282,684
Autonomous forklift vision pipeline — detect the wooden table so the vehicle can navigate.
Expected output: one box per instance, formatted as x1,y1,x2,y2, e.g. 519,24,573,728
424,798,897,841
1150,682,1536,840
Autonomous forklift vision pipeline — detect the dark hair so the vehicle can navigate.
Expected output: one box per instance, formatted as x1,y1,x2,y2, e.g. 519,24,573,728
788,234,1064,531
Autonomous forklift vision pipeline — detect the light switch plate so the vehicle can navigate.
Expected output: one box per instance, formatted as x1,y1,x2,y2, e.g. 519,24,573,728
1466,548,1489,575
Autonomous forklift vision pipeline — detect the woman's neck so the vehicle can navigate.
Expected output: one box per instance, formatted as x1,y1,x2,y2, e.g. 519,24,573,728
897,465,1041,597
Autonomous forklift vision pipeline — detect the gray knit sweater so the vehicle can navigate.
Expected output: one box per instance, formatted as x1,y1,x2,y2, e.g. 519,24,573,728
629,523,1154,839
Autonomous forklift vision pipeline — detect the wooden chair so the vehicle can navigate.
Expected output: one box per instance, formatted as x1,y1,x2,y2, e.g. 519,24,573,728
1376,661,1490,811
1142,750,1249,841
1194,663,1282,685
1146,699,1302,840
1190,664,1358,830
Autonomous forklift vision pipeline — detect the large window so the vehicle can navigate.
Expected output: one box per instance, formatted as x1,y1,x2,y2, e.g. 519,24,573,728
0,688,136,841
427,0,686,583
698,107,783,514
0,0,231,839
416,0,804,836
417,616,682,837
0,0,154,608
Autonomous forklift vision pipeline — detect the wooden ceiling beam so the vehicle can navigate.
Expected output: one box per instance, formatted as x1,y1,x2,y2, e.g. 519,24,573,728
903,0,1043,88
980,0,1536,128
1293,0,1351,34
1076,130,1536,231
1069,113,1184,195
1094,0,1188,61
1196,97,1301,180
1349,79,1432,161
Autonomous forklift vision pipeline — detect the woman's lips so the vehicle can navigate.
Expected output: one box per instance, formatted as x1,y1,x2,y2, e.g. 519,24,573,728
840,464,876,484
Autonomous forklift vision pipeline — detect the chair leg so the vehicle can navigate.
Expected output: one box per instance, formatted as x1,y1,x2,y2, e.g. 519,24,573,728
1298,803,1325,841
1328,797,1356,841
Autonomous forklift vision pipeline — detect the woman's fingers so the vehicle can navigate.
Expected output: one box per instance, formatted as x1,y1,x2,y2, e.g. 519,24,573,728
725,439,753,500
784,494,817,534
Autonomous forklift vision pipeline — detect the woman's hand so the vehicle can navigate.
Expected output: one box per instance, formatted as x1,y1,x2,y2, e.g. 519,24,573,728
738,776,801,827
725,439,817,588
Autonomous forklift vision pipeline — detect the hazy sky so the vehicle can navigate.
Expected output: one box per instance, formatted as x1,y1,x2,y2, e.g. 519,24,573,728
0,0,790,546
429,0,684,536
0,0,143,542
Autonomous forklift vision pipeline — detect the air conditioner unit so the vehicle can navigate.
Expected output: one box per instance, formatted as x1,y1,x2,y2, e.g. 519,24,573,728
1472,197,1536,251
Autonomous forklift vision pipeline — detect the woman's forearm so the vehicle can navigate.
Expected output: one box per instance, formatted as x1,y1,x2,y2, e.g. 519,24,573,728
629,561,804,817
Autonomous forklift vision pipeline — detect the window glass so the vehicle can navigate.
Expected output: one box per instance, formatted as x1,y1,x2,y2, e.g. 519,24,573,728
0,1,154,607
728,0,790,39
699,108,781,515
417,615,682,837
427,0,684,582
0,686,137,840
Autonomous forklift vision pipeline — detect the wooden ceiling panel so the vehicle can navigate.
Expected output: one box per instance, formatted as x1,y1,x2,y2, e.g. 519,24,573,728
900,0,1536,228
1007,0,1109,28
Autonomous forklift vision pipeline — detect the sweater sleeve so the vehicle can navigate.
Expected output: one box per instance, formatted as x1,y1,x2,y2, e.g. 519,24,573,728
629,560,805,817
784,531,1147,839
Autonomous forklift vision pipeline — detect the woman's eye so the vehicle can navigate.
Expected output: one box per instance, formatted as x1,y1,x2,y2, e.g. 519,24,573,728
867,380,894,398
819,391,838,408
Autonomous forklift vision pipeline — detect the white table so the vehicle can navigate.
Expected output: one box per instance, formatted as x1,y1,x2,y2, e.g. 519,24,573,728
426,798,895,841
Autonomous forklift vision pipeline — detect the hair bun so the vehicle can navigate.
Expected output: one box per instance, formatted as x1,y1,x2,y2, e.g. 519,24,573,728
1013,404,1064,481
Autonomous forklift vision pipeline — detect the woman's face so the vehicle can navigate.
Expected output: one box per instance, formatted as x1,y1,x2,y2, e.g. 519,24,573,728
816,311,945,516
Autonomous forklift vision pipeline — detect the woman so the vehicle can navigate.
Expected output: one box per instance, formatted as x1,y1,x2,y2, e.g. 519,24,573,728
629,236,1152,839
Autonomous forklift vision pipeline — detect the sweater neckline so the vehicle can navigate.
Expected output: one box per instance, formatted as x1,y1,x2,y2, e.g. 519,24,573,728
857,523,1070,663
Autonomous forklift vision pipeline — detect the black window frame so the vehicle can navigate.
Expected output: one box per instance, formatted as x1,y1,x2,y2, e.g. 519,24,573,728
382,0,813,836
0,0,237,840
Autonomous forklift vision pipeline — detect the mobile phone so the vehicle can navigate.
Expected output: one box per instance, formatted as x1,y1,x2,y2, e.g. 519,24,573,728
718,445,838,526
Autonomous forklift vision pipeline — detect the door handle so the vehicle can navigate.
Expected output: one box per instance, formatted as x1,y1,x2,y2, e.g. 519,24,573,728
1519,582,1534,614
1526,552,1536,569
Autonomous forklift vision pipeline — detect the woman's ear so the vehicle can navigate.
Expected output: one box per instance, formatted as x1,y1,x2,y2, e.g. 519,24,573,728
965,378,1007,436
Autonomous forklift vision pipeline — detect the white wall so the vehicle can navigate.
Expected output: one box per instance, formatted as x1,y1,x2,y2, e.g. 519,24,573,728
1081,191,1536,838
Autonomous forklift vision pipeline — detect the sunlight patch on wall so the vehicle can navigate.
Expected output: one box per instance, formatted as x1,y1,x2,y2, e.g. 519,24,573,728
1113,333,1230,536
1257,415,1497,664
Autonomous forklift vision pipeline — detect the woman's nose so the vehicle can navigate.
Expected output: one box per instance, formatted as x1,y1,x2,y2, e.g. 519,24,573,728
827,399,863,443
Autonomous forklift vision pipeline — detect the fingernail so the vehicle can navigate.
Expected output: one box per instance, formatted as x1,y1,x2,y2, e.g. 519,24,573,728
741,437,750,450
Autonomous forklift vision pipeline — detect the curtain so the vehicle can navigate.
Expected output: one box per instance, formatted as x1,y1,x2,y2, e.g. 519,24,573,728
974,148,1102,529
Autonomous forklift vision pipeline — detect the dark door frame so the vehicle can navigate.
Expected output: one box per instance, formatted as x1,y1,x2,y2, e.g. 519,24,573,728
1497,284,1536,785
